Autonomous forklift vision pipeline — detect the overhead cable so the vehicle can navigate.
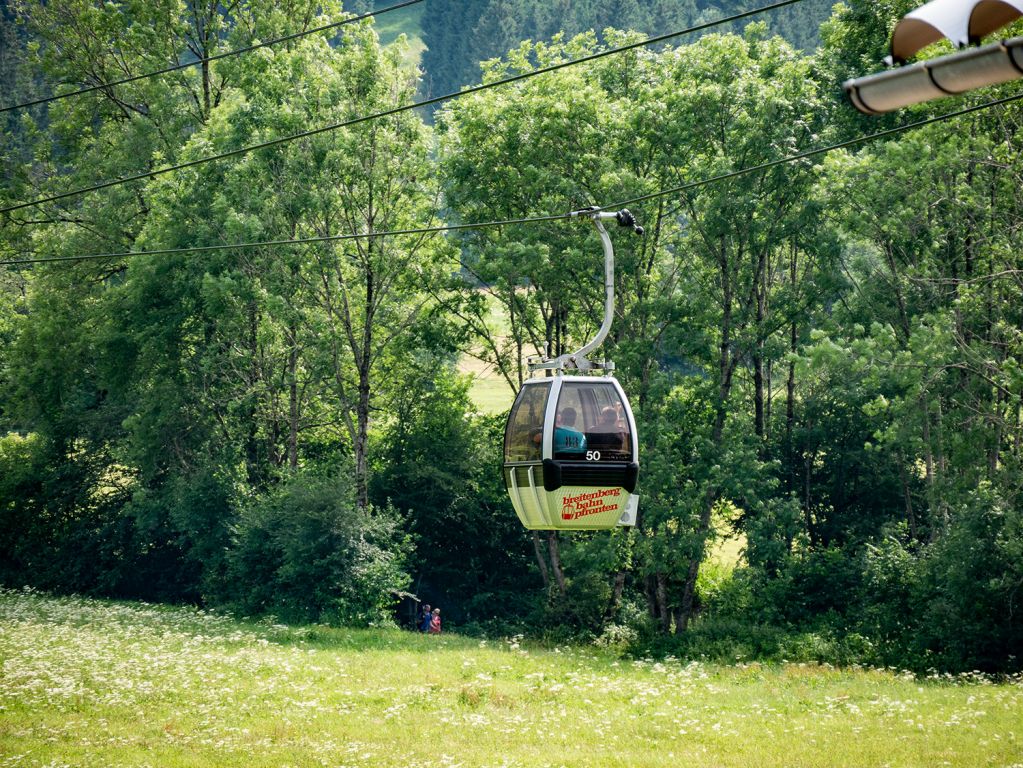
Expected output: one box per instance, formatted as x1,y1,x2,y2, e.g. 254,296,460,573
0,0,806,216
0,0,425,116
3,89,1019,268
0,215,568,266
609,89,1023,210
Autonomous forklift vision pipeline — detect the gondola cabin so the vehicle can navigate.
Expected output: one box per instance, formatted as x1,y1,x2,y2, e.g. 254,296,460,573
504,375,639,530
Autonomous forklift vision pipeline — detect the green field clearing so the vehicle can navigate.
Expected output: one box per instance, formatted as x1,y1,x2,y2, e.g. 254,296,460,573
460,351,516,415
1,589,1019,768
458,292,537,416
372,0,425,68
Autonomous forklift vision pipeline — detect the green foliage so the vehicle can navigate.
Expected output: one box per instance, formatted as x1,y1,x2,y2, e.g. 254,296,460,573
0,432,140,597
909,486,1023,672
592,621,640,656
0,0,444,623
3,0,1023,674
227,471,412,625
0,432,50,583
756,547,865,626
419,0,833,98
371,367,534,625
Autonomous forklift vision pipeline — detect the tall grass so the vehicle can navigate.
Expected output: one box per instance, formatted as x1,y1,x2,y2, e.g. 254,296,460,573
1,589,1020,767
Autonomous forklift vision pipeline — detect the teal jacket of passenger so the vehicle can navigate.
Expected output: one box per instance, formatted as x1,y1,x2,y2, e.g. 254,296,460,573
554,426,586,454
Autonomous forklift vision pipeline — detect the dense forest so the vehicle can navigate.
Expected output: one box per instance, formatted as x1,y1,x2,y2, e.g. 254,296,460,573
418,0,836,96
1,0,1021,674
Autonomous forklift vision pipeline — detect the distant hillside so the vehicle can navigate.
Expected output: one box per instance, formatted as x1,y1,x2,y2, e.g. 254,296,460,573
412,0,836,97
372,0,426,67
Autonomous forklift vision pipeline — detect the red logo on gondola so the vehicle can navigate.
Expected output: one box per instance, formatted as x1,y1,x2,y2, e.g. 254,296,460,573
561,489,622,520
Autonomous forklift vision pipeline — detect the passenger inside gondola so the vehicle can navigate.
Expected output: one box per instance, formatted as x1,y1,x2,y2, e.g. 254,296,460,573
587,406,625,452
552,406,587,458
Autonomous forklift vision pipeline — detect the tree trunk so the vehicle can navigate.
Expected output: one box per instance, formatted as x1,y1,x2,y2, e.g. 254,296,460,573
655,572,670,633
989,387,1004,478
244,300,261,486
677,237,734,632
604,569,627,623
753,251,767,445
920,400,947,538
786,243,798,493
673,605,687,634
287,317,299,472
753,351,765,440
547,532,567,595
1014,396,1021,461
353,259,373,510
355,364,371,511
804,446,816,546
531,532,551,590
644,574,658,620
201,57,211,117
897,450,918,541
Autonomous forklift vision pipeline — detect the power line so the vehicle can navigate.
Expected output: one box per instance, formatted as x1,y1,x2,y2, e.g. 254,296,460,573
0,0,807,216
0,0,425,116
609,90,1023,210
0,214,570,266
3,90,1019,268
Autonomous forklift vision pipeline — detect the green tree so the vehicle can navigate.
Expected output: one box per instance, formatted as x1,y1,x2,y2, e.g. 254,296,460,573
0,1,438,608
371,367,534,626
438,31,667,602
439,27,832,633
626,26,831,631
228,470,412,624
794,105,1023,668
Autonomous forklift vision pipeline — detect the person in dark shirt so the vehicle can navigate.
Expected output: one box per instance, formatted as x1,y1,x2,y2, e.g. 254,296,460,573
588,406,625,452
553,407,586,456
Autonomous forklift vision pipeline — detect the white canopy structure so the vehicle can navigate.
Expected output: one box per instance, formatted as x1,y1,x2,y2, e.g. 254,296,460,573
843,0,1023,114
889,0,1023,62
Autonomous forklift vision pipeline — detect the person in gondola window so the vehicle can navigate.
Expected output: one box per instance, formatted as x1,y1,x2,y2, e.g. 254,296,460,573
531,407,587,456
588,406,625,452
553,407,587,455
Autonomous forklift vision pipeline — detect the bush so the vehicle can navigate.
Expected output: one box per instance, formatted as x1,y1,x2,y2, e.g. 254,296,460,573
593,623,640,656
0,432,141,598
749,547,864,626
777,630,877,666
909,486,1023,673
226,471,412,625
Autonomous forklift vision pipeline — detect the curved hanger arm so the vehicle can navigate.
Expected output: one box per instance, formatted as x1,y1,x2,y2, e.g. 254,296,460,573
529,207,643,373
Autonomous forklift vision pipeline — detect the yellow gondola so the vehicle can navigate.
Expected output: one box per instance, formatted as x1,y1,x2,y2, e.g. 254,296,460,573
502,207,643,530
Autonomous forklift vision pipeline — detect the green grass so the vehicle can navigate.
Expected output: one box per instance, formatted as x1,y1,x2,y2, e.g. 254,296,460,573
371,0,425,69
1,590,1021,767
459,291,538,416
469,372,516,415
460,347,516,415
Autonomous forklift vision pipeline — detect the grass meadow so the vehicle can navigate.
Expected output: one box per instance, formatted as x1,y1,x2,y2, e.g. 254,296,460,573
372,0,426,69
1,589,1021,767
458,292,535,416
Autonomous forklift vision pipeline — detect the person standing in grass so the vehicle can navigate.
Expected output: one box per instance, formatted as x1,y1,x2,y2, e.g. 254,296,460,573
429,607,441,634
418,603,432,632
